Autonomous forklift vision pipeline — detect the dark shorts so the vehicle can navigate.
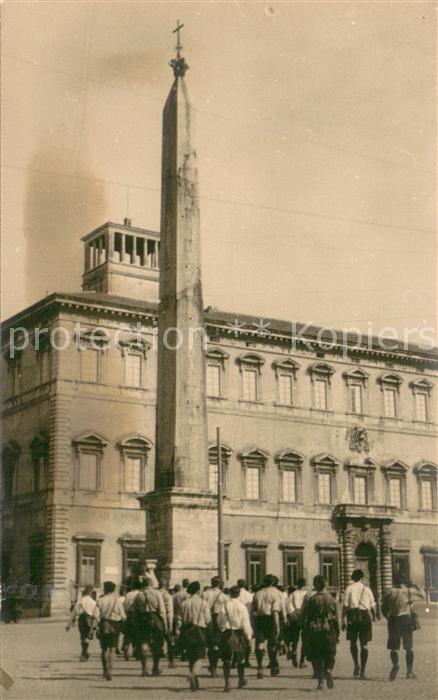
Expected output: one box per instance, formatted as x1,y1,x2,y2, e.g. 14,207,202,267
287,617,302,646
387,615,413,651
254,615,276,647
220,629,248,662
346,611,372,644
78,613,93,642
98,620,122,650
181,625,207,664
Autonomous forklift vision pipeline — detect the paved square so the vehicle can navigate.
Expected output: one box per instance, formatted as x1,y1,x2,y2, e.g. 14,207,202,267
2,615,437,699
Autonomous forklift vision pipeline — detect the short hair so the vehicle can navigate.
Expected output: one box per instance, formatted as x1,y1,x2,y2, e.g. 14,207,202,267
140,577,151,588
262,575,274,587
158,578,167,589
211,576,223,588
103,581,116,594
313,575,326,592
83,585,94,596
237,579,246,589
229,585,240,598
132,577,142,590
271,574,279,586
296,578,306,589
187,581,200,595
182,578,190,588
173,584,181,593
352,569,364,582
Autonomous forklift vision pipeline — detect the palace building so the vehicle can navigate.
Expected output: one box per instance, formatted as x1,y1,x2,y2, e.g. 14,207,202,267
2,43,437,617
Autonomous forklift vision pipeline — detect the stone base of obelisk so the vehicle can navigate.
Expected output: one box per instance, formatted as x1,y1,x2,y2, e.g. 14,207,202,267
140,489,218,587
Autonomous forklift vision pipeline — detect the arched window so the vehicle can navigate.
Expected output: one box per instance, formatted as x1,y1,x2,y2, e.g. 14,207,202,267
30,431,49,491
118,436,153,493
237,354,265,403
72,432,108,491
208,442,232,494
311,453,339,505
414,462,437,511
240,449,269,501
410,378,433,423
273,359,300,407
381,460,408,509
276,451,304,503
205,348,229,399
308,363,335,411
343,369,369,416
378,373,403,419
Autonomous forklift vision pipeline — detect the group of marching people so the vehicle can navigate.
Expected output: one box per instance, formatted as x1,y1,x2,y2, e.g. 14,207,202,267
66,568,424,691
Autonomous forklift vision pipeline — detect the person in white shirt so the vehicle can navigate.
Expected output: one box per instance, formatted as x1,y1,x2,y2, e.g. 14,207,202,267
342,569,376,679
237,579,253,667
65,585,96,661
93,581,127,681
217,585,253,692
202,576,228,678
286,578,308,668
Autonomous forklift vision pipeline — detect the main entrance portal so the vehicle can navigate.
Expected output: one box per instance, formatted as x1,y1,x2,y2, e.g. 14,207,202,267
354,541,378,600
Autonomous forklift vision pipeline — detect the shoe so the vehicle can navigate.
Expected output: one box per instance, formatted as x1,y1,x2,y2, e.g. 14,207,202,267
326,671,334,689
152,669,161,677
224,686,231,693
79,656,88,662
353,665,360,677
168,660,176,668
292,654,298,668
104,672,112,681
316,681,324,690
299,662,307,669
245,661,251,668
360,671,367,680
188,674,196,692
270,667,280,677
389,665,399,681
238,678,248,689
257,670,263,679
406,672,417,679
141,669,150,677
115,649,121,655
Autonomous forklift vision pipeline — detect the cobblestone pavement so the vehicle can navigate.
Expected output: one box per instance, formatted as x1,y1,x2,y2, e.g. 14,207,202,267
2,615,437,699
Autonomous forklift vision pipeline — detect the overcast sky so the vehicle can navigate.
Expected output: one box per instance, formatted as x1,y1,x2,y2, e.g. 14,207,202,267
2,1,436,343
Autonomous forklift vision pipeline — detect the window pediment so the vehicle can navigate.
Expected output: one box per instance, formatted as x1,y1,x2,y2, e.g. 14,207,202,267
72,432,108,452
2,441,21,465
414,461,437,478
343,368,369,383
118,337,151,356
206,347,229,361
272,359,300,375
118,435,152,452
308,363,335,381
237,353,265,368
311,453,339,470
344,457,377,471
276,450,305,467
381,459,408,475
410,378,433,393
378,373,403,387
240,448,269,463
75,328,110,347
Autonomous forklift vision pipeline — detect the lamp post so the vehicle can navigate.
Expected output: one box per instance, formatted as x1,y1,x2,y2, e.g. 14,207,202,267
217,427,224,581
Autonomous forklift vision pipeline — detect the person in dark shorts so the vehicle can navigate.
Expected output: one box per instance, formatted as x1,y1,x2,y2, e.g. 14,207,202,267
202,576,228,678
93,581,126,681
66,585,96,661
382,572,424,681
217,585,253,692
302,575,339,691
342,569,376,679
132,577,166,677
178,581,211,692
251,574,281,679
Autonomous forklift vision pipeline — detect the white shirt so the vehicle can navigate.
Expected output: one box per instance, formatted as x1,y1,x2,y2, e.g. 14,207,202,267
75,595,96,617
217,598,253,641
344,581,376,611
286,589,307,616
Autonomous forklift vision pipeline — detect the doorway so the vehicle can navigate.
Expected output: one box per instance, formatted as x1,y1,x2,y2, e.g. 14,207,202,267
354,541,378,601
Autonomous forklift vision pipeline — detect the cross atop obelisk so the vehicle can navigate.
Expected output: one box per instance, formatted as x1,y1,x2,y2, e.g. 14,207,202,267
169,19,189,77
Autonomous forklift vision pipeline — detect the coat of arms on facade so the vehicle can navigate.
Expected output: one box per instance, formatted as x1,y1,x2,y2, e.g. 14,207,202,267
348,426,370,453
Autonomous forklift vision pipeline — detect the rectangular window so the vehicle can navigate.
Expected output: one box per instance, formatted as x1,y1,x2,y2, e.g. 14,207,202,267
421,480,433,510
389,477,402,508
242,368,258,401
384,388,396,417
78,452,98,490
314,378,328,410
350,384,363,414
123,546,144,580
81,348,99,382
424,554,438,603
353,475,367,505
125,456,142,492
392,552,410,583
282,469,297,503
283,550,303,587
246,549,266,587
207,363,221,397
39,350,51,384
278,373,293,405
246,466,260,500
320,552,339,589
209,463,218,493
125,353,142,387
317,472,331,504
415,393,428,422
7,363,20,397
79,547,99,586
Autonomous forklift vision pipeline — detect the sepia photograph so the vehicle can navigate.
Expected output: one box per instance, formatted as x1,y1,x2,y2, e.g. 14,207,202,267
1,1,437,697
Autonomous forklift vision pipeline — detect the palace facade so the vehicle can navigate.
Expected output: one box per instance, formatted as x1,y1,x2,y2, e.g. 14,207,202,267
1,217,437,615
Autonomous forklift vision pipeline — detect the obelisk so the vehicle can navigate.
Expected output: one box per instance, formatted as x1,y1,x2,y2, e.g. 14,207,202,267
142,24,217,584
